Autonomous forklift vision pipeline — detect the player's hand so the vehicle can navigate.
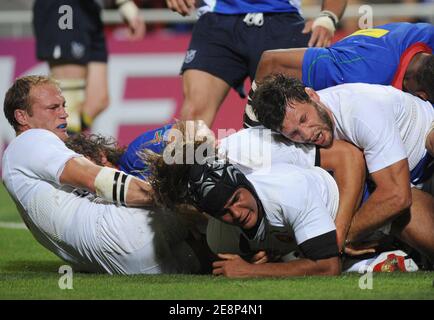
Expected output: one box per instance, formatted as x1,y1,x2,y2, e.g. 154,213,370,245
302,20,334,47
344,242,376,256
250,251,268,264
126,15,146,40
166,0,196,16
212,254,254,278
185,120,216,146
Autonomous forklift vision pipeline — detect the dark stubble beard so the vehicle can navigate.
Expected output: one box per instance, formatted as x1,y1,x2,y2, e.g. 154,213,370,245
314,101,334,147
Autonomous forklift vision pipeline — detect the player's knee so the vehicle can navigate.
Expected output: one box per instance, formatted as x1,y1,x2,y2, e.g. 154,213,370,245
182,94,213,119
98,92,110,112
87,91,110,115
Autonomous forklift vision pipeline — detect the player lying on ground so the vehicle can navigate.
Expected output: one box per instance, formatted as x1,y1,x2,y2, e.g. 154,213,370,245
67,123,429,272
244,22,434,127
2,75,211,274
66,122,366,254
251,74,434,265
146,136,434,276
145,146,343,278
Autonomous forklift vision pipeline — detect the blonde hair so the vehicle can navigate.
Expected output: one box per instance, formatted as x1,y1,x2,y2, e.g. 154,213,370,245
3,75,59,131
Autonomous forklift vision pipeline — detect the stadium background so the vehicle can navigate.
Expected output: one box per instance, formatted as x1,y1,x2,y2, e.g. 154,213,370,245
0,0,434,300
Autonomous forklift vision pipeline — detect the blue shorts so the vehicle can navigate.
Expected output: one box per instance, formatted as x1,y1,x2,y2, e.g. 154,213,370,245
33,0,108,64
181,12,309,97
410,152,433,185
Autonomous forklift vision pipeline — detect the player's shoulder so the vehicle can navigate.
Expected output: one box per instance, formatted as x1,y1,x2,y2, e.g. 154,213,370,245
320,83,401,106
250,163,312,194
18,128,59,142
248,166,301,210
5,129,58,153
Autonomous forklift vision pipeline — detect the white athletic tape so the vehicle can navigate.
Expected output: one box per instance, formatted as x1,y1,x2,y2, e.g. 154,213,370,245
251,80,257,91
319,10,339,26
117,0,139,23
245,103,258,123
94,167,132,206
312,15,336,34
244,80,259,125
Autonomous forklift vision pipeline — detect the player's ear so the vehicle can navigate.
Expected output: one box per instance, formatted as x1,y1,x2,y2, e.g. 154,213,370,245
14,109,29,127
305,87,320,102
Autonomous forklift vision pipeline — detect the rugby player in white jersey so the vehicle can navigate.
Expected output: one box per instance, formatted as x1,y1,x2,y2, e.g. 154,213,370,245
252,74,434,263
65,123,366,255
148,155,342,277
1,75,207,275
218,126,366,255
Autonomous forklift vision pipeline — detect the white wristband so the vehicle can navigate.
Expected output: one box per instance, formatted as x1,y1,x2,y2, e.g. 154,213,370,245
94,167,132,206
251,80,258,91
312,15,336,34
116,0,139,22
245,81,259,122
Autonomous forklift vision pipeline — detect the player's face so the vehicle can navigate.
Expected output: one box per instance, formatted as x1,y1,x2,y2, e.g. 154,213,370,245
220,187,260,230
27,84,69,141
280,100,334,147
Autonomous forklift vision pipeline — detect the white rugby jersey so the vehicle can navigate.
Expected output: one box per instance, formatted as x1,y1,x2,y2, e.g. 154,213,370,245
207,163,338,256
218,126,317,175
318,83,434,173
2,129,198,274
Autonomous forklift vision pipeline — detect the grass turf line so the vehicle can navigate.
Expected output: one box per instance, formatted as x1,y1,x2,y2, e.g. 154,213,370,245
1,185,434,299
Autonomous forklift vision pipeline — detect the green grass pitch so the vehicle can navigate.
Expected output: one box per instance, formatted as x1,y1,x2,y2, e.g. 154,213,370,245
1,183,433,300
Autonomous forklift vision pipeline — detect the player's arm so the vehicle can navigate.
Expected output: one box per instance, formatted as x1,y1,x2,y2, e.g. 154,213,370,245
255,48,307,85
60,156,153,206
172,119,216,145
304,0,347,47
319,140,366,251
213,231,340,278
346,159,412,243
116,0,145,39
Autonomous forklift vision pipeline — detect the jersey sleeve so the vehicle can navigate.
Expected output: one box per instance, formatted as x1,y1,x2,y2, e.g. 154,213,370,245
280,173,336,246
298,230,339,260
219,128,317,174
350,107,407,173
11,129,82,184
